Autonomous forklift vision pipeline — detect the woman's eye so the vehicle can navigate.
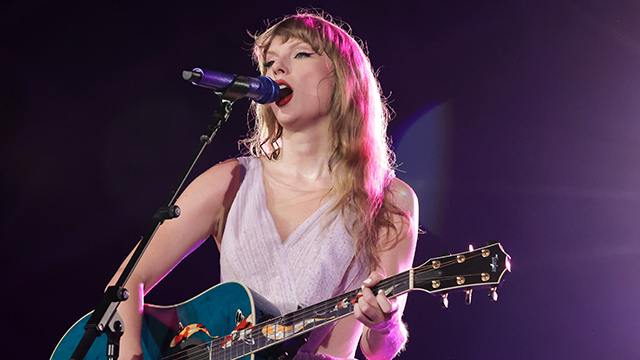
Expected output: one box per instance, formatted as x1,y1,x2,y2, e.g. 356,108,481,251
264,60,275,68
294,52,313,59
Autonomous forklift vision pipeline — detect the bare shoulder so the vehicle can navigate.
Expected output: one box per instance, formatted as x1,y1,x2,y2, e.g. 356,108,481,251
171,158,244,241
376,177,419,276
196,158,242,184
388,177,418,217
182,158,242,200
184,157,244,211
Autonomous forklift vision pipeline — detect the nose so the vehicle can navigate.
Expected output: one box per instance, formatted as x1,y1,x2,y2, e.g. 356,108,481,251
270,59,288,77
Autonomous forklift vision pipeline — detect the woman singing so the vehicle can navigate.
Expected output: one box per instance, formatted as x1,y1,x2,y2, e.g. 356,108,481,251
110,11,418,360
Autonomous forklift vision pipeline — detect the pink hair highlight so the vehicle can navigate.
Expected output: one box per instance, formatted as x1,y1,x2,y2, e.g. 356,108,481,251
244,11,408,269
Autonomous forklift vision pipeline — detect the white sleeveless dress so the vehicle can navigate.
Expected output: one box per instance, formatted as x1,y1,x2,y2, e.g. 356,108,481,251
220,156,368,359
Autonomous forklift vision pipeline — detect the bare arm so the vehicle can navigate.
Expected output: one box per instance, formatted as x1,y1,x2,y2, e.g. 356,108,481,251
356,178,419,360
107,158,242,359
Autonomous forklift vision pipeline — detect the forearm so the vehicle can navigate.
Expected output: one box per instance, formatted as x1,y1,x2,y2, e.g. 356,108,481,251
360,316,408,360
108,274,145,360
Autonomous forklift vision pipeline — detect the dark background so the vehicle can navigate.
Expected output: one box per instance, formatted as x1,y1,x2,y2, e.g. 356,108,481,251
2,0,639,359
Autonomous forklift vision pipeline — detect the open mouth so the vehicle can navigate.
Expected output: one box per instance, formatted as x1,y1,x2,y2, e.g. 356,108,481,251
276,81,293,106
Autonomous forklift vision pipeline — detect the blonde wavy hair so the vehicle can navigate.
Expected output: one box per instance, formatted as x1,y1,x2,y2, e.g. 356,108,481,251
242,11,410,270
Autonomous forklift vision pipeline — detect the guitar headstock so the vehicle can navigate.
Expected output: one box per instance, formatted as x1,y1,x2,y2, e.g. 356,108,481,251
412,242,511,306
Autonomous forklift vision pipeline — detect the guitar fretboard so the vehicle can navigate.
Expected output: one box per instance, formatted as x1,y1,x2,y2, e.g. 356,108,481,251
163,268,430,360
162,242,508,360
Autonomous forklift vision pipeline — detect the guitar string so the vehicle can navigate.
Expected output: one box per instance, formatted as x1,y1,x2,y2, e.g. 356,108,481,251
163,252,491,360
165,274,478,360
163,271,415,360
162,276,408,360
165,255,493,360
161,286,367,360
163,250,494,360
164,278,419,360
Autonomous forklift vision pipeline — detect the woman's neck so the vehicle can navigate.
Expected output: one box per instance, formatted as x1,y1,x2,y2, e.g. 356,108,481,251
274,120,333,183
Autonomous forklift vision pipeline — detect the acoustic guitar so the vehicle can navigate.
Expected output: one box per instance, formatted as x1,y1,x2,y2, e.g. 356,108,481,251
51,242,511,360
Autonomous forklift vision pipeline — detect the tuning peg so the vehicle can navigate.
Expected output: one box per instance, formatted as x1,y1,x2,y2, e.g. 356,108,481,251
440,293,449,309
465,289,473,305
489,287,498,302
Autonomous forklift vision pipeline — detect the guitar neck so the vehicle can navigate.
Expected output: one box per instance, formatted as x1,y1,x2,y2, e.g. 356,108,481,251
200,269,426,360
52,243,509,360
282,268,417,327
175,242,509,359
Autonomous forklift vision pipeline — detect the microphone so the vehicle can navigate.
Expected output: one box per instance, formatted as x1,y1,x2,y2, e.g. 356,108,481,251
182,68,281,104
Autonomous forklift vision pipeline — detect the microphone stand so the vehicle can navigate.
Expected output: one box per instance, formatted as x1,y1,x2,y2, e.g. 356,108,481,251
70,75,247,360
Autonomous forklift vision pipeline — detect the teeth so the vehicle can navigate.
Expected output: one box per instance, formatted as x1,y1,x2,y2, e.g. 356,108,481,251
279,85,293,100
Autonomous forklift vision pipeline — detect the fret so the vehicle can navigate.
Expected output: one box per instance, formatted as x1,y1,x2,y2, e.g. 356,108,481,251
51,243,510,360
409,268,414,290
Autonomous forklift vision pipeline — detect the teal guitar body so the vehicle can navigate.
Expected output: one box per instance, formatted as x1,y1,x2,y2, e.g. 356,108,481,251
51,242,511,360
51,282,283,360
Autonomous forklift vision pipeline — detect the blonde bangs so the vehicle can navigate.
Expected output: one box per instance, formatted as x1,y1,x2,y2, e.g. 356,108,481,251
243,12,408,271
253,16,333,75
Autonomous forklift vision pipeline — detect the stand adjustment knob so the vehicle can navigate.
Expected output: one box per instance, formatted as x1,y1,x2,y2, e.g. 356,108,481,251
117,287,129,301
154,205,181,221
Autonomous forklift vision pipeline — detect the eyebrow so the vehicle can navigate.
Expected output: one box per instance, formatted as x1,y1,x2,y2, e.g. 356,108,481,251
265,39,313,58
265,49,277,58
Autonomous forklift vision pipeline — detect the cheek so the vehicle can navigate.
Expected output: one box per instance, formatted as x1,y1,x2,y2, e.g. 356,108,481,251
315,58,335,97
317,65,335,98
324,58,333,72
317,76,335,108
